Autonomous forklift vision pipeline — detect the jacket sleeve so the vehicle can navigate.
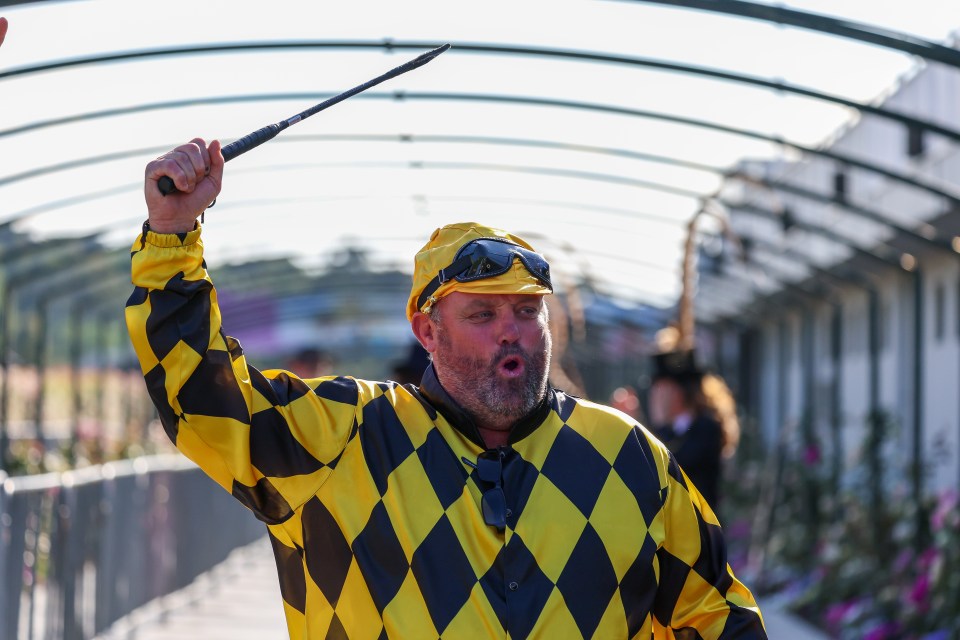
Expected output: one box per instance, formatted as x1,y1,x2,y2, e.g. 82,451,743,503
647,436,767,639
125,226,359,525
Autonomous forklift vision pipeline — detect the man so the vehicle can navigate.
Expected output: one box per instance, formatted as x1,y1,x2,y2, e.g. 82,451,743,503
127,138,766,639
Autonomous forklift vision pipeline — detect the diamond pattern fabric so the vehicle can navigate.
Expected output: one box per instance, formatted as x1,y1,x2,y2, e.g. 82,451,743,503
126,227,767,638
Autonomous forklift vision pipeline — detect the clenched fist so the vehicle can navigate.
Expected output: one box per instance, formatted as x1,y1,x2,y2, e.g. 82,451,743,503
144,138,224,233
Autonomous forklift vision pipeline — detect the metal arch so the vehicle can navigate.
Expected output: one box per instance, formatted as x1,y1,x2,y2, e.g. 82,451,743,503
691,274,768,323
0,137,931,310
406,93,960,205
1,138,935,307
0,203,895,328
2,160,709,226
729,171,957,255
687,195,903,317
624,0,960,69
705,247,829,302
707,239,836,295
701,266,822,313
731,228,875,292
720,199,903,269
3,40,958,142
4,91,958,210
0,153,696,305
3,124,956,264
0,154,705,308
0,153,924,311
0,232,103,267
0,133,721,190
0,132,709,240
214,253,679,323
420,194,688,227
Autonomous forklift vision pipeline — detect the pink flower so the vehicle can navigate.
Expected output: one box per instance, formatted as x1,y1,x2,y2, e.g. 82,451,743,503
931,490,958,532
917,548,938,571
825,600,857,628
803,444,821,466
909,574,931,611
893,549,913,573
864,622,902,640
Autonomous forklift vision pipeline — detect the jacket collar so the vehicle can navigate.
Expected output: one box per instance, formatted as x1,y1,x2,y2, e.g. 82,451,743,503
415,363,553,449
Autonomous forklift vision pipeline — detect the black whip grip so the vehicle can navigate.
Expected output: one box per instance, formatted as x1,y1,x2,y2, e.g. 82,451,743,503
222,122,285,161
156,123,286,195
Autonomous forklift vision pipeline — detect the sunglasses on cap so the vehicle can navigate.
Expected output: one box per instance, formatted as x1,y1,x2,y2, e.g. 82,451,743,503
417,237,553,313
462,451,508,529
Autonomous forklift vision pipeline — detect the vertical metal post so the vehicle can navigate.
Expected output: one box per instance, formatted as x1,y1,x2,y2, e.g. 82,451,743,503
800,308,821,544
868,288,880,415
912,269,926,548
802,309,815,422
830,303,843,500
69,304,83,457
95,308,116,455
33,298,49,454
778,318,790,432
0,285,11,469
864,286,887,555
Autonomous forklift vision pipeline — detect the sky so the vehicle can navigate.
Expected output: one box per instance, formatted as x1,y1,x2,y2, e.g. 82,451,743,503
1,0,958,309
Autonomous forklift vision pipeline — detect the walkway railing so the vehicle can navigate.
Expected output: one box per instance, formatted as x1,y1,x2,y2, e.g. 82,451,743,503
0,455,265,640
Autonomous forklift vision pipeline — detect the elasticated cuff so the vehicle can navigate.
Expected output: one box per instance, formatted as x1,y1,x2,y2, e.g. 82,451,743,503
138,220,202,248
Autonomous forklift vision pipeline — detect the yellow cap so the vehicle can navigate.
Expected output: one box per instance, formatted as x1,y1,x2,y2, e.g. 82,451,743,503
406,222,553,321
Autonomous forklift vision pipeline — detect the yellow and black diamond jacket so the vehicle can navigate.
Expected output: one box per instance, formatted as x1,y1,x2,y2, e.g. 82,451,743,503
126,226,766,640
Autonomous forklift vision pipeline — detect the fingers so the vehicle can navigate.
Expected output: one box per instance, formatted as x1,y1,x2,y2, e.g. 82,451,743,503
144,138,224,233
147,139,211,194
207,139,224,187
190,137,212,176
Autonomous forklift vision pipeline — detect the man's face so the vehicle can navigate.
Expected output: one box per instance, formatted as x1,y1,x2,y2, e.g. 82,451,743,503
430,291,552,422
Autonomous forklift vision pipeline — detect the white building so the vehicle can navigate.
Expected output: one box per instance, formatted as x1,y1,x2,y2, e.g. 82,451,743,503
700,46,960,497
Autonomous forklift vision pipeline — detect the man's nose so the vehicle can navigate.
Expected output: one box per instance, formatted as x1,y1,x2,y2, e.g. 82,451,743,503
497,315,521,344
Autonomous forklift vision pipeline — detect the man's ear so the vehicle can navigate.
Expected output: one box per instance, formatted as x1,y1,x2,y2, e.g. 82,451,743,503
410,312,438,353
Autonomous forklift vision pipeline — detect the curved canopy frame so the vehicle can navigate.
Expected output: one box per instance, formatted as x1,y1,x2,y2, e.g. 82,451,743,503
1,0,958,325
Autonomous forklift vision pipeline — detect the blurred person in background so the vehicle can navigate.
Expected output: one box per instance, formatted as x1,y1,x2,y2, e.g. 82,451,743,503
648,328,740,510
284,347,334,379
126,138,765,638
389,340,431,385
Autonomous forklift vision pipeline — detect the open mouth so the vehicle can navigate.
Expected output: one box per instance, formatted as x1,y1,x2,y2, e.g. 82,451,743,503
498,355,526,377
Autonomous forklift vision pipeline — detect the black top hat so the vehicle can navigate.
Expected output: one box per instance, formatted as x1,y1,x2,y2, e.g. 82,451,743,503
651,349,703,383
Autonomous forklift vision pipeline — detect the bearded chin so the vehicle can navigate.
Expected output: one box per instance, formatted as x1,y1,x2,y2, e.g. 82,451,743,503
482,347,551,417
435,331,552,423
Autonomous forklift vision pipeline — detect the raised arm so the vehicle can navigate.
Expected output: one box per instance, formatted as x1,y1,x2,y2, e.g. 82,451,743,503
126,139,359,524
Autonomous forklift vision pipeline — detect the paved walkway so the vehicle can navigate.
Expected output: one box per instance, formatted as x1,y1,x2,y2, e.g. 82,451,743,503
94,537,287,640
95,536,828,640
